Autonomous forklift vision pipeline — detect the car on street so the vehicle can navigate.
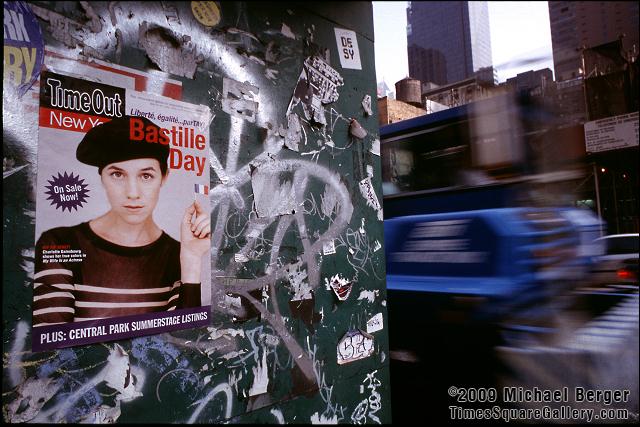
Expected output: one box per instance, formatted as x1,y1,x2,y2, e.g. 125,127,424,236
591,233,639,286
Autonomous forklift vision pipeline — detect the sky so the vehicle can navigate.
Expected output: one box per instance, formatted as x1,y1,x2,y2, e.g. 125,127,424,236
372,1,555,87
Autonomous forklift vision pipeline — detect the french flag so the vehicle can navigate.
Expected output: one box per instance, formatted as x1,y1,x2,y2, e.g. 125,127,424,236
194,184,209,195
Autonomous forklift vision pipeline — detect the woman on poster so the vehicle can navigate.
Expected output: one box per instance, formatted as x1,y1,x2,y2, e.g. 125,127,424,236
33,116,210,326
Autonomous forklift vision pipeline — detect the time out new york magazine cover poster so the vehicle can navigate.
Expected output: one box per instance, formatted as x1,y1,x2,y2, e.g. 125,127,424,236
32,70,212,351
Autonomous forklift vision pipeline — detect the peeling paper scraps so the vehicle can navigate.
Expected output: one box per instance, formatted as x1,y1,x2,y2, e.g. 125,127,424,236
138,22,203,79
349,119,367,139
283,113,302,152
162,1,182,27
79,402,122,424
251,163,297,217
320,185,339,218
248,350,269,396
373,240,382,252
322,239,336,255
281,23,296,39
288,56,344,126
222,77,259,122
337,329,374,365
207,326,246,340
234,253,250,263
311,412,339,424
261,332,280,347
223,294,241,310
325,273,353,301
220,349,247,360
304,56,344,104
366,164,374,178
370,138,381,157
287,263,313,301
30,4,96,54
101,344,142,402
361,94,373,116
366,313,384,334
358,177,383,221
5,377,62,423
79,1,102,33
357,289,379,303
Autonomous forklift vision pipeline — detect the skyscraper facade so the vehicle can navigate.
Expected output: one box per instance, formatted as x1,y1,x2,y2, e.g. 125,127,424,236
407,1,493,86
549,1,639,124
549,1,639,82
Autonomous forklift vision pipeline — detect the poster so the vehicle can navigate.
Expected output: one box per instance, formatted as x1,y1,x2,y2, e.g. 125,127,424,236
32,70,211,351
3,1,44,98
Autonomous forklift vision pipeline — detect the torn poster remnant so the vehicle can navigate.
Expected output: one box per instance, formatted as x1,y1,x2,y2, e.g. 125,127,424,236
370,137,380,156
366,313,384,334
283,113,302,152
361,94,372,116
358,176,383,221
79,1,102,33
281,23,296,39
325,273,352,301
4,377,62,423
288,56,344,126
287,263,312,301
337,329,374,365
29,4,88,51
248,351,269,396
251,164,296,217
222,77,259,122
322,239,336,255
357,289,379,303
138,22,202,79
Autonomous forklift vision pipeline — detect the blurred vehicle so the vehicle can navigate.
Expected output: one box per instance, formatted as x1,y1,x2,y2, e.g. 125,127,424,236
381,94,597,348
591,233,639,285
556,207,606,282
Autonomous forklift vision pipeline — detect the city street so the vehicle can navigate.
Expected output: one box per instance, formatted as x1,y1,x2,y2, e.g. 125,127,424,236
388,284,639,423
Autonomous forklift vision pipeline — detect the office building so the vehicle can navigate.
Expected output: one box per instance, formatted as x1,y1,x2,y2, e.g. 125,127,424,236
549,1,639,82
407,1,493,85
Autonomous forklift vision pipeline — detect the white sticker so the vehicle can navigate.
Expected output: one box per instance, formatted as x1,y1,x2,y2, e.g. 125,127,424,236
373,240,382,252
358,176,383,221
334,28,362,70
323,239,336,255
325,273,353,301
370,138,380,157
366,313,384,334
357,289,379,303
234,253,249,263
337,330,374,364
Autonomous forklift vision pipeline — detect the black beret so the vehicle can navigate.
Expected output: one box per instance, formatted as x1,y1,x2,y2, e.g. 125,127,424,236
76,115,169,172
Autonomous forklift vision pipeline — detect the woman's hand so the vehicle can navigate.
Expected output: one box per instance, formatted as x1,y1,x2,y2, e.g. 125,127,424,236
180,200,210,283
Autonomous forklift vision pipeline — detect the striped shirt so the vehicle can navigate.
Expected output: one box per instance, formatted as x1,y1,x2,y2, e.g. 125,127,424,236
33,222,200,327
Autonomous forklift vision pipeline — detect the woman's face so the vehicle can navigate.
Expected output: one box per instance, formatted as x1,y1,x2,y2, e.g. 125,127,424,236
100,158,166,225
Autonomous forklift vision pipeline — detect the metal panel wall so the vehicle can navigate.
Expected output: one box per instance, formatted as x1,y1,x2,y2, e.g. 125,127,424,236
3,1,390,423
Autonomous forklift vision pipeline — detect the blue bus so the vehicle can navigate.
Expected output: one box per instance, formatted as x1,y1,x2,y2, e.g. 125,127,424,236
381,94,602,340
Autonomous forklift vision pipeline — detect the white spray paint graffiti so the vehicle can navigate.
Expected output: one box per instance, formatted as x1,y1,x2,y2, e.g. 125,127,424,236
350,370,382,424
